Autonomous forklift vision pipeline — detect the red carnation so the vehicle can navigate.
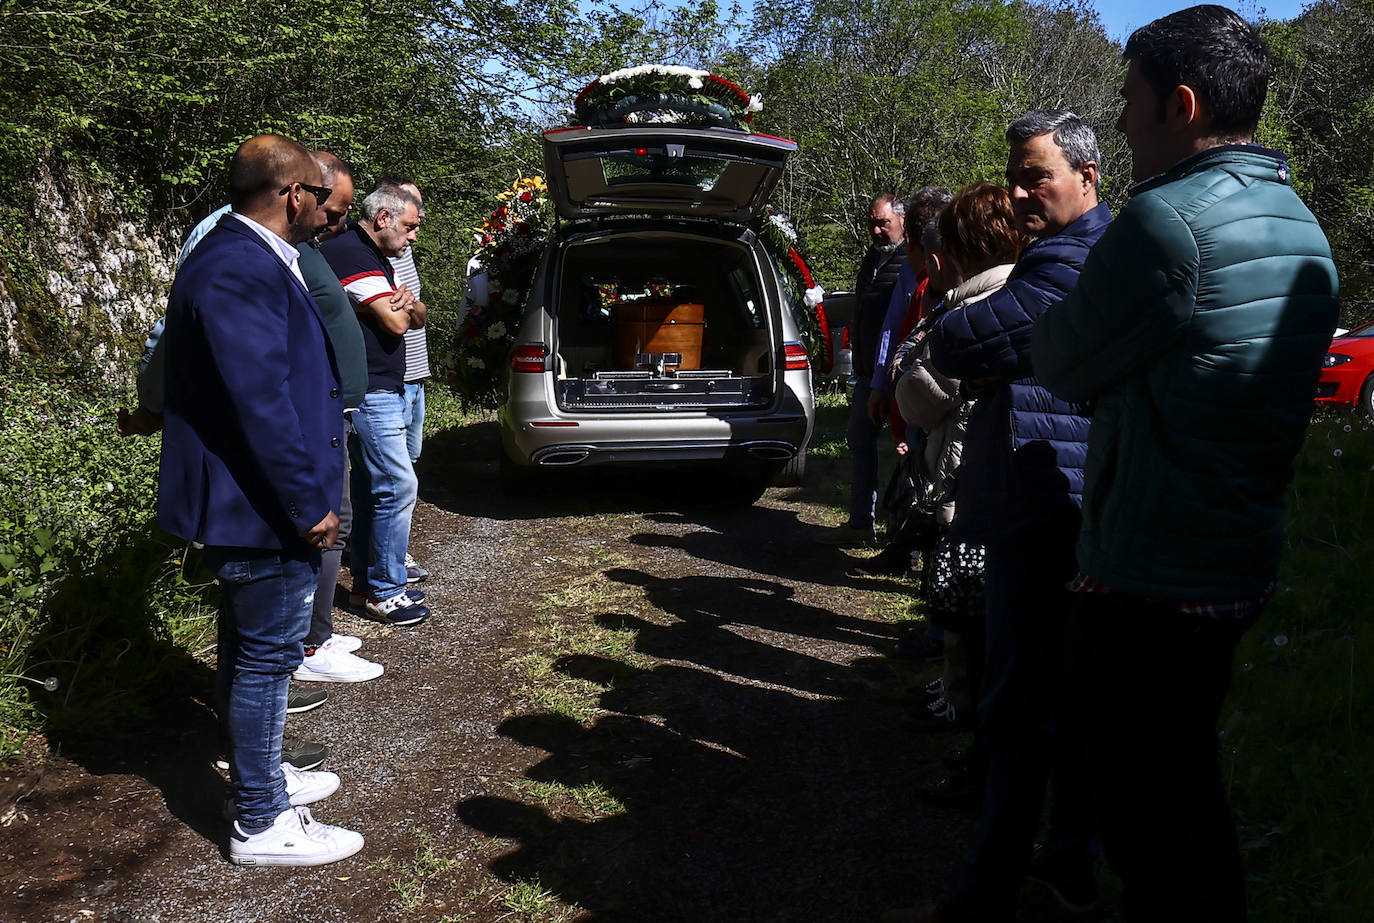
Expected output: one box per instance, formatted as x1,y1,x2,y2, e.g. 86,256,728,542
520,191,533,203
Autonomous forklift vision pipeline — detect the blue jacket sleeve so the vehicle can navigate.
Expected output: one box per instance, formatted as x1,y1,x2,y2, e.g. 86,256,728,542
928,243,1082,383
1033,196,1198,402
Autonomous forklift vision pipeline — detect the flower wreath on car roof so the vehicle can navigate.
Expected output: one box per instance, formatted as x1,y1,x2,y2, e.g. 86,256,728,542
454,66,831,405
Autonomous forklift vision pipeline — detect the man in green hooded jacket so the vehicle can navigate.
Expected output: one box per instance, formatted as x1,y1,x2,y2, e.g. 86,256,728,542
1033,6,1339,921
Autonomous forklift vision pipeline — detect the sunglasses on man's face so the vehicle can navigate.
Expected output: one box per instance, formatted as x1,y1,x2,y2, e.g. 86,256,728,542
279,181,332,205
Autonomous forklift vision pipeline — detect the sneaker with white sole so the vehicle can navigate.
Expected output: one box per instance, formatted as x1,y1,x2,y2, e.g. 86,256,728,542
218,737,328,773
222,763,340,819
330,633,362,653
294,637,384,683
363,592,430,626
286,687,328,714
348,589,424,612
228,805,364,867
404,552,429,583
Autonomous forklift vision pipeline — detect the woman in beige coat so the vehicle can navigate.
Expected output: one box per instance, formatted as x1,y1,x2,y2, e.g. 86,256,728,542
894,183,1025,752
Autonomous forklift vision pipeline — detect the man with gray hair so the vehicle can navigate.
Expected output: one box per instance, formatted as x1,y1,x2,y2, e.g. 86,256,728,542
321,181,431,627
377,173,432,585
819,192,908,545
886,110,1113,922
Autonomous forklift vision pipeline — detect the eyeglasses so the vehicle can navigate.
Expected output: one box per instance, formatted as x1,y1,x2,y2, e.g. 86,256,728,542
279,181,333,205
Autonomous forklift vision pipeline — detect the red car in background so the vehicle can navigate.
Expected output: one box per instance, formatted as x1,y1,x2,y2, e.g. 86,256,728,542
1316,322,1374,414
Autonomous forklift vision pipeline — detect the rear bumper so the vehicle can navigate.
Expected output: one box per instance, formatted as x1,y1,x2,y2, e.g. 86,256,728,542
528,438,801,468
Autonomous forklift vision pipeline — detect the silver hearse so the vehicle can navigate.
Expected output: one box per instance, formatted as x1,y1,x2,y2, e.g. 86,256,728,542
497,125,815,498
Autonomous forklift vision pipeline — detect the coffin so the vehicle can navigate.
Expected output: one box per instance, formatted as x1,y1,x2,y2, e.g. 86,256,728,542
612,301,705,370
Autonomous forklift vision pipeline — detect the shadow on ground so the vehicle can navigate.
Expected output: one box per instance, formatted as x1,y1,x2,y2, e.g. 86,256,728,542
457,553,970,921
417,418,839,522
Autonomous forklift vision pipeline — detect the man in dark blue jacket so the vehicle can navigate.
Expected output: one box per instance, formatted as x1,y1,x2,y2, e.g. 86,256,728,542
159,135,364,867
890,111,1112,922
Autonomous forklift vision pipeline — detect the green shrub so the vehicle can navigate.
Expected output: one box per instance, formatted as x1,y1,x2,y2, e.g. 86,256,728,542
0,363,215,758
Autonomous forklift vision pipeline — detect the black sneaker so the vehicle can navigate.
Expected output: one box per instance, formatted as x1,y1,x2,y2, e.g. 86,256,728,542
282,737,329,771
216,737,329,773
365,592,430,626
919,765,983,810
1027,849,1100,914
287,688,328,714
905,696,973,732
893,630,944,661
849,544,912,577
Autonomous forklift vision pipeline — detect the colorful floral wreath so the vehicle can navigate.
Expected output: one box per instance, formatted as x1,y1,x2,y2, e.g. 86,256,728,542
454,176,552,404
758,207,831,373
573,65,763,129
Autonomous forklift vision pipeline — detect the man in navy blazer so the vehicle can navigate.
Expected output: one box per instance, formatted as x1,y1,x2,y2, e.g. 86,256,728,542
158,134,363,867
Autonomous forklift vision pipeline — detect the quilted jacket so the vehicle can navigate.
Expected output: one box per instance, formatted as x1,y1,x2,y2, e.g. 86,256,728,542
1032,145,1340,599
929,203,1113,543
851,243,908,380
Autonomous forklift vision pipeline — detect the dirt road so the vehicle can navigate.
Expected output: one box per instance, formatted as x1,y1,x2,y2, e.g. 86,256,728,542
2,416,1008,923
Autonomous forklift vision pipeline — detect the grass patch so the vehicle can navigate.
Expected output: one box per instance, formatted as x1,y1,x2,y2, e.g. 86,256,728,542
507,554,656,725
371,827,467,916
1223,411,1374,921
507,778,626,819
499,878,570,921
423,381,494,434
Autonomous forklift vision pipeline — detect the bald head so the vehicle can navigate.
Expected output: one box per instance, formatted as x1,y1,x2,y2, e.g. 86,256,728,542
312,151,353,188
229,134,318,211
313,151,356,241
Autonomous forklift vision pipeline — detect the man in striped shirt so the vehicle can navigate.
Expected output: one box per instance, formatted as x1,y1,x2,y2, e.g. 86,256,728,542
320,184,431,627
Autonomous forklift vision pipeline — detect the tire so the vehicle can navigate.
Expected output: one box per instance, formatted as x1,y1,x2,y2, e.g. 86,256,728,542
773,448,806,487
1360,373,1374,419
499,452,537,498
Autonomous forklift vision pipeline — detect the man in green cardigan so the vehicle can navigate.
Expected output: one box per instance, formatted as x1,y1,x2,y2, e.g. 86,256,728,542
1033,6,1339,920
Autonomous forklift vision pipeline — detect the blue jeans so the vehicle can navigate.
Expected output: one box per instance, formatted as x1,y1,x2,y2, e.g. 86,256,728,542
349,390,417,601
403,381,426,464
205,546,318,830
845,379,882,528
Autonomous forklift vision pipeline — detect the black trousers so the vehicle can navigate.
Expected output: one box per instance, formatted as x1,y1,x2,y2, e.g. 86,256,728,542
1067,593,1257,923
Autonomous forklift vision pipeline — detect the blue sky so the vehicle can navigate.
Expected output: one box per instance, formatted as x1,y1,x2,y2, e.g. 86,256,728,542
1090,0,1311,40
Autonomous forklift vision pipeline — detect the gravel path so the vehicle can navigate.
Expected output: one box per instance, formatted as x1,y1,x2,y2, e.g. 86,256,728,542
2,418,1060,923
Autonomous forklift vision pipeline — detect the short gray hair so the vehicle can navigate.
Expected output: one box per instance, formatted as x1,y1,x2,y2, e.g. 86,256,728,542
361,184,419,225
871,192,905,218
1007,109,1101,184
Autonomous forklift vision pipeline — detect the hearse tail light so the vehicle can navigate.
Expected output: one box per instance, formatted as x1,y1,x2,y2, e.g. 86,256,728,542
783,342,810,371
840,326,852,350
512,344,549,373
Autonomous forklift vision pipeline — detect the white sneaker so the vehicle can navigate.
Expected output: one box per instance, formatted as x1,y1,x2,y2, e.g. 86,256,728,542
222,763,340,820
330,633,362,653
294,637,384,683
229,806,364,867
281,762,340,806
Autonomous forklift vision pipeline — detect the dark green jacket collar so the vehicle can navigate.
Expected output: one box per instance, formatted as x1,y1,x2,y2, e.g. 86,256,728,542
1128,143,1290,198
